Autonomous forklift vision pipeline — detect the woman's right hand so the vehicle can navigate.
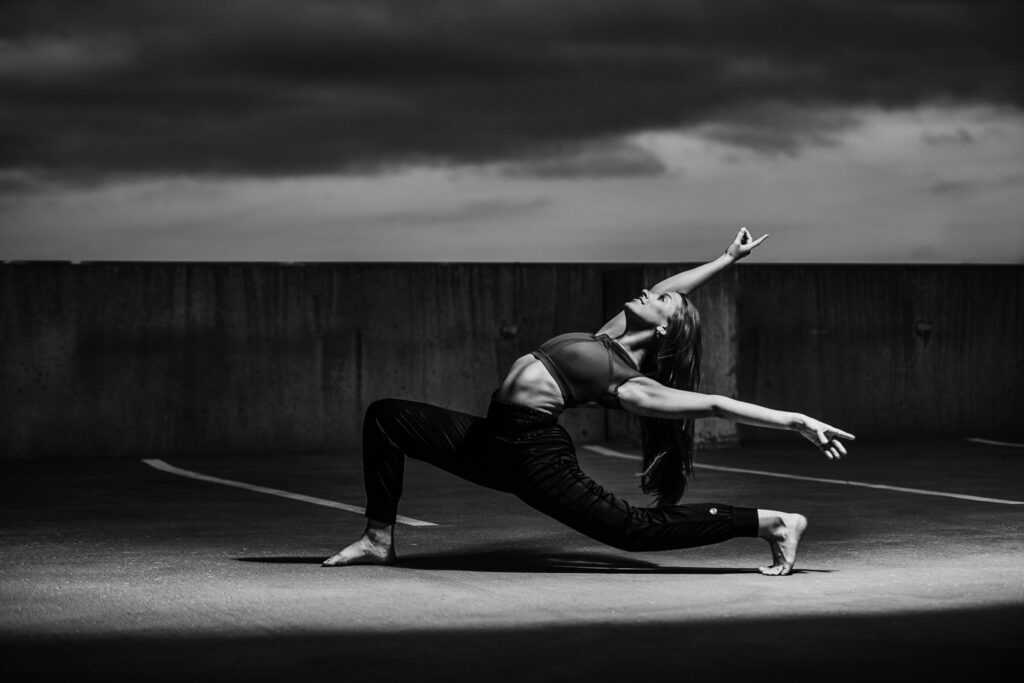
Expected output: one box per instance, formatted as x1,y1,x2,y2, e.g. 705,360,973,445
725,226,769,261
795,415,855,460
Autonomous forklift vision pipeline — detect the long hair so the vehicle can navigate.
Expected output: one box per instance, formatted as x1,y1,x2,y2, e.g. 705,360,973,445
637,293,702,506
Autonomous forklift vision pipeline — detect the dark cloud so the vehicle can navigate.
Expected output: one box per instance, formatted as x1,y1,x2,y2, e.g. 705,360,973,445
1,0,1021,182
695,104,859,156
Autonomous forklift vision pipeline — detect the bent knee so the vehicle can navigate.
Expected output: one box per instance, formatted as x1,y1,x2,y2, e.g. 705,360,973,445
363,398,405,436
364,398,409,423
366,398,400,414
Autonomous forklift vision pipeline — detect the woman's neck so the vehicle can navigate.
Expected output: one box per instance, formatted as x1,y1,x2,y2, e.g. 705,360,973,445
612,329,658,368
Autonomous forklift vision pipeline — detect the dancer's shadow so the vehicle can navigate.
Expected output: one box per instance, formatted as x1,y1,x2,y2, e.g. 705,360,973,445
393,550,756,574
236,548,831,574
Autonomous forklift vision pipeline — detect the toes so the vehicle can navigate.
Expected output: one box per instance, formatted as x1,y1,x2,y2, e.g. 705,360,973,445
758,564,792,577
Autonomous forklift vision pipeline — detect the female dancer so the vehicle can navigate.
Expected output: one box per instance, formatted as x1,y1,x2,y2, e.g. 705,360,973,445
324,228,854,576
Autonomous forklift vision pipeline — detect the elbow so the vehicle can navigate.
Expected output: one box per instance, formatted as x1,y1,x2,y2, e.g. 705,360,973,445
706,395,729,419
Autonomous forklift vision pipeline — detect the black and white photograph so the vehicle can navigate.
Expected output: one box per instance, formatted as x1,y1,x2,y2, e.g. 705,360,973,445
2,1,1022,680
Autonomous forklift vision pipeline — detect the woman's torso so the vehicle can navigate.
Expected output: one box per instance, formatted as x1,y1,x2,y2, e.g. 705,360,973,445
495,353,566,415
495,333,642,415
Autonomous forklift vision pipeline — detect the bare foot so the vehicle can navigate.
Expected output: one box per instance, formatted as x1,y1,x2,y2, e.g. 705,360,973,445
757,512,807,577
322,535,396,566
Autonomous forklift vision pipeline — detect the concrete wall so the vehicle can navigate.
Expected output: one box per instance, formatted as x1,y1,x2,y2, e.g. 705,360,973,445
2,262,1021,459
606,263,1024,444
1,262,609,459
735,265,1024,441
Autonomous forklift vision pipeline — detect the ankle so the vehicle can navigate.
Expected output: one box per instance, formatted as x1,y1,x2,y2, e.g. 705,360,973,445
756,510,785,540
363,520,394,545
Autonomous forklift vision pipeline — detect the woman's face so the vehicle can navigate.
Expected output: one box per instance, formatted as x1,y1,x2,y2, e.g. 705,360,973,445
624,289,683,330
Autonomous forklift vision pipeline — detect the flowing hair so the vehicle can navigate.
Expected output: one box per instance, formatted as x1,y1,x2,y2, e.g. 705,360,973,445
637,293,702,506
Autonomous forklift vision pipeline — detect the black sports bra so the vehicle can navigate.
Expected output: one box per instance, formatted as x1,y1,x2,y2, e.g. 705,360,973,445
531,333,643,408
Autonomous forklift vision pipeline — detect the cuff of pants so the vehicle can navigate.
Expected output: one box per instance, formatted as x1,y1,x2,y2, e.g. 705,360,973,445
733,506,759,537
365,503,398,525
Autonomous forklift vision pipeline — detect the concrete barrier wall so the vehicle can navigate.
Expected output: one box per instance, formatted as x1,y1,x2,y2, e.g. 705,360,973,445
607,264,1024,444
0,262,609,459
736,265,1024,441
2,262,1021,459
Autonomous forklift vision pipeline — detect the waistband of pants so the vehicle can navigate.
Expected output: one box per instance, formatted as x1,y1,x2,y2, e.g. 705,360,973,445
487,393,560,432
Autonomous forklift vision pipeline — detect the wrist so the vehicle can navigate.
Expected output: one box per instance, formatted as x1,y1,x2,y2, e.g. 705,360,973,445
787,413,808,431
721,249,739,264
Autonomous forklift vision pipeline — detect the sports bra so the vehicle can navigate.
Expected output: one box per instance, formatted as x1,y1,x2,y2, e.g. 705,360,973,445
531,333,643,408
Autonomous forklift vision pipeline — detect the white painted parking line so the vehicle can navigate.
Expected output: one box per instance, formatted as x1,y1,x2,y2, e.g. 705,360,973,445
967,438,1024,449
583,445,1024,506
142,459,437,526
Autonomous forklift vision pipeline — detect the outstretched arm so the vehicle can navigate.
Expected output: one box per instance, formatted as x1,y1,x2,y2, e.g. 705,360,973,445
617,377,854,460
652,227,769,295
597,227,768,336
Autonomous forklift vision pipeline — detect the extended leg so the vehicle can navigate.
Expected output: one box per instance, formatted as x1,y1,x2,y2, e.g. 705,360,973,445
508,435,760,553
516,452,805,575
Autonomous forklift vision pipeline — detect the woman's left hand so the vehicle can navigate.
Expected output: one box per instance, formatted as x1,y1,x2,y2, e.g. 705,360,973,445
725,227,769,260
796,416,855,460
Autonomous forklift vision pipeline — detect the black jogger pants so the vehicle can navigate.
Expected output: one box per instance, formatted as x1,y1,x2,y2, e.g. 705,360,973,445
362,396,759,552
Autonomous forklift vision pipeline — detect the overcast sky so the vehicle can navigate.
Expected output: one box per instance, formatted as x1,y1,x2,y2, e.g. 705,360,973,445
1,0,1022,262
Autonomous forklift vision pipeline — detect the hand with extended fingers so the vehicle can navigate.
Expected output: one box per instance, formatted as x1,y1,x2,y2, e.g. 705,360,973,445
725,226,769,261
796,417,855,460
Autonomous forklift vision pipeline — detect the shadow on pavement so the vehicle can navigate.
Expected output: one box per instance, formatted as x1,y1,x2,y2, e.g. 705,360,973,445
236,549,835,574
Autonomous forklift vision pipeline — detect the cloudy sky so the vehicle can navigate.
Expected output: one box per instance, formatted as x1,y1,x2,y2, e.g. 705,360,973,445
1,0,1022,262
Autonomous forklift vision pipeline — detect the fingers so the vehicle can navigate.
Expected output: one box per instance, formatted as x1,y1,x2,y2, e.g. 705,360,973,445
815,429,846,460
735,227,769,251
823,426,855,442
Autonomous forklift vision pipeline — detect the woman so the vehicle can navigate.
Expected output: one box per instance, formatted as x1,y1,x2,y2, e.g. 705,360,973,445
324,228,854,576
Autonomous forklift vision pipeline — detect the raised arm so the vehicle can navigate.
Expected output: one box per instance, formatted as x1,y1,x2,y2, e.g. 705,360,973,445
617,377,854,460
597,227,768,337
651,227,769,295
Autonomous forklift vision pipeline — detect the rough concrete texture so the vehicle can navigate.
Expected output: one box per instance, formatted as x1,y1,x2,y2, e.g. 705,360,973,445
1,262,611,458
736,264,1024,441
3,263,1022,460
2,439,1022,681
